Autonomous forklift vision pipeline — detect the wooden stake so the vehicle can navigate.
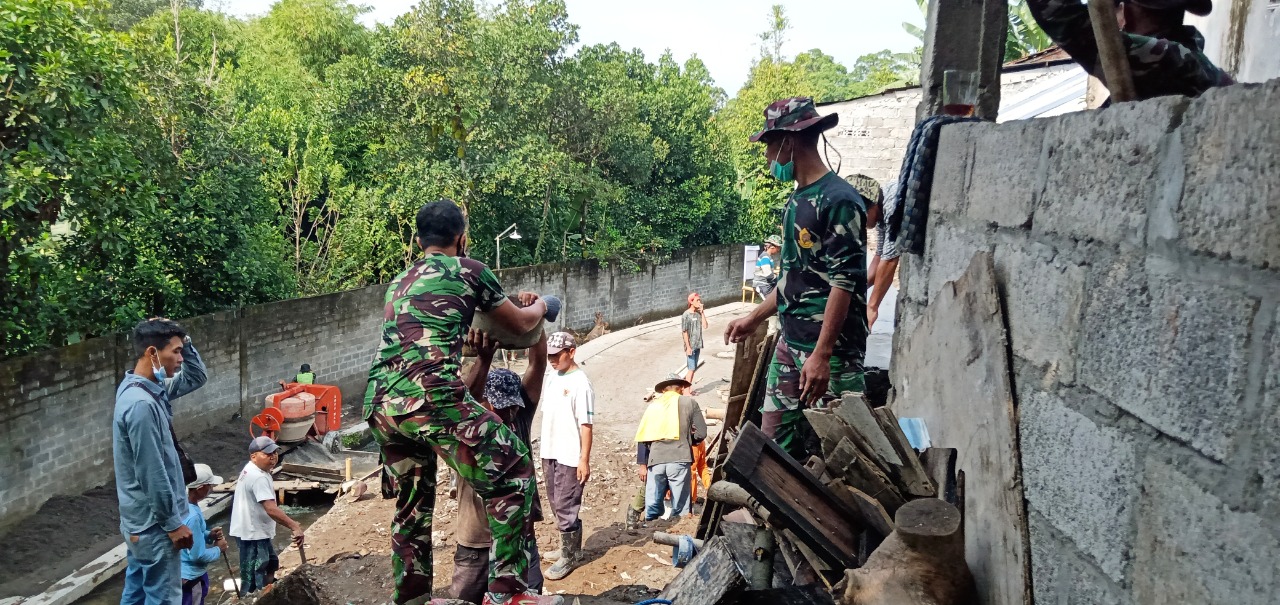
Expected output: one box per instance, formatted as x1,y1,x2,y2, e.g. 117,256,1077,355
344,457,352,482
1087,0,1137,102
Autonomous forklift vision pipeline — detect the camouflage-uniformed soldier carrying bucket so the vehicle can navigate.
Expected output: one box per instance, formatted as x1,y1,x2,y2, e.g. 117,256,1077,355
363,199,563,605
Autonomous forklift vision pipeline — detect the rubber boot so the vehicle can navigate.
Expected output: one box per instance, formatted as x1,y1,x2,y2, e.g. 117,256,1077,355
625,488,645,529
543,526,581,581
449,546,488,605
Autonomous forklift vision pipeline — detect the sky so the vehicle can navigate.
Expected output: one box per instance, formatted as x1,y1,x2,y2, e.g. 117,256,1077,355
212,0,922,94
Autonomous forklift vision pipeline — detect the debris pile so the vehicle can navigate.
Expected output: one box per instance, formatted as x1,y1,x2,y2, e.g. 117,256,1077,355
657,330,975,605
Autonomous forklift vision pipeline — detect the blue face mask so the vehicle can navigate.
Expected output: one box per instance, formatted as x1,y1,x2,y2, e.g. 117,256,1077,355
769,140,795,182
152,352,168,384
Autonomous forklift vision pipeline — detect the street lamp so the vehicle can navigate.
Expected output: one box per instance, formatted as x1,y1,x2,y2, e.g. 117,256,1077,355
495,223,521,269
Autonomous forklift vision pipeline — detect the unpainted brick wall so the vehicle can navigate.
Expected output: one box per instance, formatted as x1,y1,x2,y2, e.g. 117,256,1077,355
893,81,1280,603
0,244,744,529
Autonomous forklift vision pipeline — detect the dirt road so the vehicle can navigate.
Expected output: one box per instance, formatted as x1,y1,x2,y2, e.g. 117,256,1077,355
286,303,753,604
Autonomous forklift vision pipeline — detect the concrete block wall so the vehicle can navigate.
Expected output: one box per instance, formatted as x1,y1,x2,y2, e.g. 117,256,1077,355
0,244,744,529
893,80,1280,604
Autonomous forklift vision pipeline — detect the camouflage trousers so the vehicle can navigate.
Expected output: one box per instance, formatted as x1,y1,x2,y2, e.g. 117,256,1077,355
367,395,535,603
762,339,865,459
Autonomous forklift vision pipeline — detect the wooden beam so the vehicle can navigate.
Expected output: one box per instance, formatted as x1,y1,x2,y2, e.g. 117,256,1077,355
281,462,346,482
920,447,959,506
658,536,747,605
829,437,906,515
872,406,936,498
698,328,776,540
724,423,874,570
834,395,935,498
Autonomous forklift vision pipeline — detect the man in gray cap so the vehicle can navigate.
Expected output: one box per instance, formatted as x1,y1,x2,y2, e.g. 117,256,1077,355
451,329,548,603
229,436,304,596
1027,0,1233,100
539,331,595,581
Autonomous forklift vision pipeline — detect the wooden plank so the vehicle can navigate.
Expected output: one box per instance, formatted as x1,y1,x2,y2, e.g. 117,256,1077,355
17,493,233,605
833,393,903,468
281,462,345,481
698,328,776,540
890,252,1029,605
921,447,959,506
826,480,894,539
802,409,858,460
773,530,821,587
830,437,906,515
657,536,746,605
724,423,874,570
214,479,322,493
872,406,936,498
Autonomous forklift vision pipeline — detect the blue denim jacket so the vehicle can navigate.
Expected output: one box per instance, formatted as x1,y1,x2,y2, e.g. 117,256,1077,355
114,340,207,535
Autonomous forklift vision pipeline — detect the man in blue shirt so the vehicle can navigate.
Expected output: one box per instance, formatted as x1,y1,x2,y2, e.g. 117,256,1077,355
114,318,208,605
181,464,227,605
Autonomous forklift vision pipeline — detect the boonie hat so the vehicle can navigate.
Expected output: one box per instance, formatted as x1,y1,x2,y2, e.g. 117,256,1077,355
249,436,280,455
749,97,839,143
1127,0,1212,16
547,331,578,355
846,174,884,206
654,377,692,393
765,235,783,247
485,369,526,410
186,463,224,490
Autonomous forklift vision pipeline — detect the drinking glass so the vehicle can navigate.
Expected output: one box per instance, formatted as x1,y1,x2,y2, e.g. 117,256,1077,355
942,69,979,117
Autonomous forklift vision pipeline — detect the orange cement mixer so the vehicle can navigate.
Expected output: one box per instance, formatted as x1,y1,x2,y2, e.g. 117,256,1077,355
250,382,342,444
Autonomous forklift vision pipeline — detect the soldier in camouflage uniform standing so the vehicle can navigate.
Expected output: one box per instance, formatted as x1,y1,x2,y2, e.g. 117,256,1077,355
364,199,564,605
1027,0,1233,101
725,97,871,459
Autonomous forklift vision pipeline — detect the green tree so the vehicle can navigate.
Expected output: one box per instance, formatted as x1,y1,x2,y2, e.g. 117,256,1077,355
0,0,142,353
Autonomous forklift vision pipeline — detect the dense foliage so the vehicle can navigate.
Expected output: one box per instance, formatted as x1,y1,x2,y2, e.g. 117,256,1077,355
1,0,945,358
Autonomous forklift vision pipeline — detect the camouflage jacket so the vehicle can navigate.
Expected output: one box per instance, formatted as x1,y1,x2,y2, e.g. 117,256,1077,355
776,171,869,360
1027,0,1234,100
363,254,508,418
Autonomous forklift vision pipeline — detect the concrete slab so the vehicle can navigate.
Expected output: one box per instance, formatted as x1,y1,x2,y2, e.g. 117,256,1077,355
892,252,1029,605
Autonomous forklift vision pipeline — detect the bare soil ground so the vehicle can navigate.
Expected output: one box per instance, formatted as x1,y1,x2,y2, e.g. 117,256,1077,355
0,415,257,597
266,306,751,605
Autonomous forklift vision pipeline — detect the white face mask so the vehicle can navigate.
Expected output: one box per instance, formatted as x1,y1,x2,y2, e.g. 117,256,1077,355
151,351,167,383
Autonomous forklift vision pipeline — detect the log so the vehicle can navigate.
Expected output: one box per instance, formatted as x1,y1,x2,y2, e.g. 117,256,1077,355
706,407,728,420
724,423,874,570
658,536,747,605
840,499,976,605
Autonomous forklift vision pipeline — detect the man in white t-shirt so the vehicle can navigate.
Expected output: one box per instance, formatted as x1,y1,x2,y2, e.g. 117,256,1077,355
539,332,594,581
229,436,304,596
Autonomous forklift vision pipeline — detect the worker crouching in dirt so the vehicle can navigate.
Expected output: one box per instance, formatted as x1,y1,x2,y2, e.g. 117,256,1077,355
634,378,708,522
181,464,227,605
451,329,549,604
363,199,564,605
230,436,305,596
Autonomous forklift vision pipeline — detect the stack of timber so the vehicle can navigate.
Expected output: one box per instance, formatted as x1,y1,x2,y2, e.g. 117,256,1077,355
668,327,975,605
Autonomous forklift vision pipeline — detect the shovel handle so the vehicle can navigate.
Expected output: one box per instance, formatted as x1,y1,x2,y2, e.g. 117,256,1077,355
1087,0,1137,102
